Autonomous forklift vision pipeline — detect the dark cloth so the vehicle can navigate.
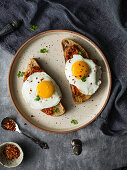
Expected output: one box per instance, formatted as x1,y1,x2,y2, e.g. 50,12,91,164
113,167,127,170
0,0,127,136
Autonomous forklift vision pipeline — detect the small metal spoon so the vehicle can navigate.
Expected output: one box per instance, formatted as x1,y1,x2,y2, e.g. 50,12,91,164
1,117,49,149
0,20,22,37
71,139,82,155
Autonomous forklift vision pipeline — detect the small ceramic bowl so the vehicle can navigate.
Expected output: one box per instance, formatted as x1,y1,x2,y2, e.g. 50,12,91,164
0,142,23,168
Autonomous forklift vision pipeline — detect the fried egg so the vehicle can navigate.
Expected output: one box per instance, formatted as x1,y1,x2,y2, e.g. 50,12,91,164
65,54,102,95
22,72,62,109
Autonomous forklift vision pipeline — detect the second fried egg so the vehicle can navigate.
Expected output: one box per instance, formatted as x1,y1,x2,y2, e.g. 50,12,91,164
65,54,102,95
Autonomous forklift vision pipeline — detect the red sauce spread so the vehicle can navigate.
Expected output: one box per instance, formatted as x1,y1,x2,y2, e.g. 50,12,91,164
42,107,54,115
66,45,84,96
24,66,44,82
65,45,86,61
65,45,79,61
24,66,54,115
71,85,81,96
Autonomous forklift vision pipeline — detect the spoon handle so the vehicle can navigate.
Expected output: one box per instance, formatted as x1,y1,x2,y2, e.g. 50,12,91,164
21,131,49,149
0,20,22,37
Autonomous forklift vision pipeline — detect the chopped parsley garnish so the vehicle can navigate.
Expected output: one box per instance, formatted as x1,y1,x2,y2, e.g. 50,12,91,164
17,71,25,78
53,108,59,113
71,120,78,125
30,25,38,31
81,76,86,82
79,50,84,55
35,96,40,101
40,48,48,53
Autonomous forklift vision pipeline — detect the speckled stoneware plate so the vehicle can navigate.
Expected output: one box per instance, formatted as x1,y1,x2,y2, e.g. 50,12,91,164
8,30,111,133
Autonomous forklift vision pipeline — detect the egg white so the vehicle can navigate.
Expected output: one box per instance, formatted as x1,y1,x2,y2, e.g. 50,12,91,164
22,72,62,109
65,55,102,95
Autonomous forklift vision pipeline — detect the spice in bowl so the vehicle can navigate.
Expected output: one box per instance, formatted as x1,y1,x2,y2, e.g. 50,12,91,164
3,144,20,160
3,119,16,131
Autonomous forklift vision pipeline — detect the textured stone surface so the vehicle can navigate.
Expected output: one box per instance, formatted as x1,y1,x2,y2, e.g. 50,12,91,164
0,46,127,170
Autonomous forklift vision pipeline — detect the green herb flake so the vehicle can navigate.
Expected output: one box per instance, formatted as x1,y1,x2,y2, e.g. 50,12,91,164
30,25,38,31
17,71,25,78
81,76,86,82
71,120,78,125
40,48,48,53
35,96,40,101
53,108,59,113
79,50,84,55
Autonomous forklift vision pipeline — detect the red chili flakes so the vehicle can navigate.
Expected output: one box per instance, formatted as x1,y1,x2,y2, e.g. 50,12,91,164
31,115,35,117
72,79,74,81
30,88,32,92
24,123,27,125
30,80,33,82
79,75,82,77
3,144,20,160
90,83,92,85
69,60,71,63
3,119,16,131
59,96,62,99
40,78,44,81
36,77,38,79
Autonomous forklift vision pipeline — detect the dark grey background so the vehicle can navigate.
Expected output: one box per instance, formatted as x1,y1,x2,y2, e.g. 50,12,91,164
0,46,127,170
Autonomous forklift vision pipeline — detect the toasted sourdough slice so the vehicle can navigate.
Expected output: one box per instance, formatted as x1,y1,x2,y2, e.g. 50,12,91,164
62,39,91,104
24,58,65,116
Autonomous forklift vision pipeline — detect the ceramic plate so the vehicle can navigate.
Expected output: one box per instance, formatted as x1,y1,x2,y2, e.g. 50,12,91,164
8,30,111,133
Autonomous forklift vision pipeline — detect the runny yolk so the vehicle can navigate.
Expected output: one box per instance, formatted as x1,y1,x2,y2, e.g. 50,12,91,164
71,61,90,79
36,81,55,98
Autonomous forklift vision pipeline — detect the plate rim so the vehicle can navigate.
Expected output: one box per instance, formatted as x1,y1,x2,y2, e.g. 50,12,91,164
8,29,112,133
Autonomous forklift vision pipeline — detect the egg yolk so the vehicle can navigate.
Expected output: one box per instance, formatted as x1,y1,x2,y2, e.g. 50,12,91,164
36,81,55,98
71,61,90,79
